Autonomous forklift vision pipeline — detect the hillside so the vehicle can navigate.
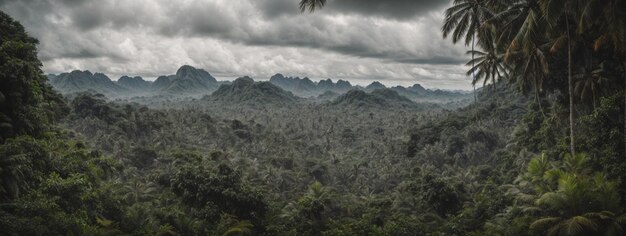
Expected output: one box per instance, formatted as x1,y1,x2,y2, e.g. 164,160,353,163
207,76,299,105
330,88,419,109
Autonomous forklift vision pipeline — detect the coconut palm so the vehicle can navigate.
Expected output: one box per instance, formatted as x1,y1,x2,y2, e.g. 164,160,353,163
442,0,495,102
530,173,623,235
487,0,539,46
120,180,157,204
538,0,584,156
574,65,609,109
518,153,626,235
506,41,550,115
221,215,254,236
578,0,626,156
465,44,508,91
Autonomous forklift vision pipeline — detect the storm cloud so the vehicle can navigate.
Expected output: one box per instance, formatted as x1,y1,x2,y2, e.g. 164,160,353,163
0,0,473,90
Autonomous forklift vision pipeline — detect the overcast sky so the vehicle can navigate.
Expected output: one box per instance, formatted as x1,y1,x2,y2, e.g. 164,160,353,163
0,0,473,90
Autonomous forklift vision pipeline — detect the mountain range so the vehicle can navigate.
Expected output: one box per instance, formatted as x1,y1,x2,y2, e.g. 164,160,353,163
267,73,467,100
47,65,470,103
48,65,220,97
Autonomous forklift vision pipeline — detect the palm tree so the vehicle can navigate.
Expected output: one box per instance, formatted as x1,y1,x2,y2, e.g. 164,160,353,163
520,153,625,235
539,0,582,156
530,215,598,236
465,42,508,91
578,0,626,156
506,42,550,115
488,0,540,46
220,215,254,236
442,0,494,102
120,180,157,204
574,65,609,109
530,173,624,235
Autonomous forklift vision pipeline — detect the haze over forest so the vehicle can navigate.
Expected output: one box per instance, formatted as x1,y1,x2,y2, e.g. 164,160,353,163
1,0,625,236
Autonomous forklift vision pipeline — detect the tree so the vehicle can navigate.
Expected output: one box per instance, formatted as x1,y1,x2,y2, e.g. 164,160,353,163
516,154,625,235
465,42,508,91
578,0,626,157
506,42,550,115
281,181,335,234
574,65,609,109
443,0,495,102
0,11,65,142
171,164,267,225
539,0,582,156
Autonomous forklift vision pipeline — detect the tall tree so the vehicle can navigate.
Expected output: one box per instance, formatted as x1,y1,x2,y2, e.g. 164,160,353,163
0,11,65,142
578,0,626,156
442,0,494,102
506,42,550,115
465,44,508,91
491,0,552,114
539,0,580,156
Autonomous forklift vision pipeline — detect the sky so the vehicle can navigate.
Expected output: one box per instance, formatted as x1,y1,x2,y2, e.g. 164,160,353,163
0,0,473,90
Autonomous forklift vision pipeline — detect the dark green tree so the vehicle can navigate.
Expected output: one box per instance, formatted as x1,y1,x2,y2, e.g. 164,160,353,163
0,11,66,142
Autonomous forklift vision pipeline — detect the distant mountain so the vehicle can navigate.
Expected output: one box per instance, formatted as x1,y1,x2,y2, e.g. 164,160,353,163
269,74,353,97
267,73,467,101
390,85,466,100
49,65,222,97
118,76,151,92
208,76,298,105
48,70,126,96
160,65,218,94
269,74,315,93
330,88,417,109
152,75,174,91
47,67,469,102
365,81,386,91
336,80,352,90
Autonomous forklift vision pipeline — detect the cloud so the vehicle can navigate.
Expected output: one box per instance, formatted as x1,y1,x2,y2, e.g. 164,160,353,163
0,0,472,89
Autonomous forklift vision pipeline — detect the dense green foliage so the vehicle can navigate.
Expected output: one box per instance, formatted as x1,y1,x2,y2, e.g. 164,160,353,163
0,11,66,142
2,1,626,235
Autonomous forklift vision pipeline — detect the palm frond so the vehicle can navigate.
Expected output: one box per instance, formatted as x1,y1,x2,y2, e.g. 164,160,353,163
299,0,327,13
530,217,561,230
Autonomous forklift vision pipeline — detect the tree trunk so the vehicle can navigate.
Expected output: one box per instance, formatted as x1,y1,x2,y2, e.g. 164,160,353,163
566,10,575,156
493,71,497,92
535,72,546,117
472,35,477,103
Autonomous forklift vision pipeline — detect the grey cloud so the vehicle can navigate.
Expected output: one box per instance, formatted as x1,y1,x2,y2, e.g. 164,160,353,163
0,0,472,89
1,0,464,65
